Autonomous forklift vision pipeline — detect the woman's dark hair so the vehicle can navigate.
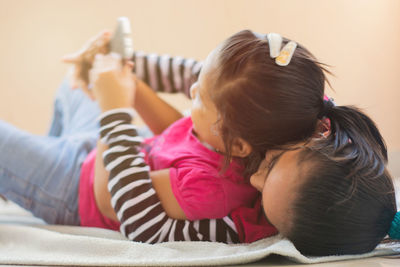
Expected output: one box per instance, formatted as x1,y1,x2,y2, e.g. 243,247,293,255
287,104,397,256
211,30,330,177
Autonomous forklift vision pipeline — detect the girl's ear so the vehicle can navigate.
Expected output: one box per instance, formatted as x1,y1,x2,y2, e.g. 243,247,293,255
231,138,252,158
314,118,331,139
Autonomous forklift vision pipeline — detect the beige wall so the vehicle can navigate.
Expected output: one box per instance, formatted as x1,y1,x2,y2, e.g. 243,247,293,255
0,0,399,153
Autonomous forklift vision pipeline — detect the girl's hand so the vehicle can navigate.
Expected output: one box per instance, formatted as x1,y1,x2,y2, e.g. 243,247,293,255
90,53,136,112
62,30,111,98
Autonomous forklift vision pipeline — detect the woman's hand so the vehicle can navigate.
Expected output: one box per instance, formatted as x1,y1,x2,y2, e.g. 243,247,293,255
62,30,111,98
90,53,136,112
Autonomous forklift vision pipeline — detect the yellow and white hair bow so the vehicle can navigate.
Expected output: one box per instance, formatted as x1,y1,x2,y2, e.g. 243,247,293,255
267,33,297,66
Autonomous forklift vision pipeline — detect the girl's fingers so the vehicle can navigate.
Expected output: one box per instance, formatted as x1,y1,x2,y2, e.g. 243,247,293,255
92,53,122,73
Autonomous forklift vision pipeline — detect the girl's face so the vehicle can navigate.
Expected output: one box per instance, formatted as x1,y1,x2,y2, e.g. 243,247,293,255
190,48,226,152
250,148,308,234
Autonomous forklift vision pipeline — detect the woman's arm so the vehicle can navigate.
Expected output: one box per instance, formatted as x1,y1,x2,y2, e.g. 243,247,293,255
90,54,186,220
96,108,238,243
94,140,186,221
132,52,202,98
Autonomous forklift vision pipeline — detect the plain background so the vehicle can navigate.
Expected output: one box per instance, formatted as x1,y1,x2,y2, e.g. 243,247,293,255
0,0,399,168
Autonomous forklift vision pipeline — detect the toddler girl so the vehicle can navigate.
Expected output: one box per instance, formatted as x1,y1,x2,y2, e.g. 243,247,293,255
80,29,331,227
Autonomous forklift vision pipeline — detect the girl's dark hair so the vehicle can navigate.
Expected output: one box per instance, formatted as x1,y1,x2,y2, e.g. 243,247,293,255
287,104,397,256
212,30,330,177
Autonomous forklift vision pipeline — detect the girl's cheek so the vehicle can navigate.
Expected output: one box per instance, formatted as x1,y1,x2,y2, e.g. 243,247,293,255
192,90,202,109
189,83,197,99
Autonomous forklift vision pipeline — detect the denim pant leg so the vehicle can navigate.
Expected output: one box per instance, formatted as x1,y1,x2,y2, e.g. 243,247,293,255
0,79,101,225
0,121,96,225
48,78,154,137
48,78,153,138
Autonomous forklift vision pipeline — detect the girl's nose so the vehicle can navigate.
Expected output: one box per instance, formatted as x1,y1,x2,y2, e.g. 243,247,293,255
250,173,264,192
250,159,268,192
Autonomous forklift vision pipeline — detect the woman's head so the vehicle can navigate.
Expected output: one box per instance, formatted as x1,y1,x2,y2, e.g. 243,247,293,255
190,29,331,177
250,104,397,256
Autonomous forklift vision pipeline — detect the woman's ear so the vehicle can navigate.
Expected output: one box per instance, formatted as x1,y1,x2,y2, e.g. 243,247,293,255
231,138,252,158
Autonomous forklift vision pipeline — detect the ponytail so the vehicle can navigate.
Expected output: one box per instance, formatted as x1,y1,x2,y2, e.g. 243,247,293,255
319,103,387,179
324,104,387,163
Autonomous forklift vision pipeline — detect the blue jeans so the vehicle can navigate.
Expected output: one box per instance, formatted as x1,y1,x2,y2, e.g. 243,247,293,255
0,79,101,225
0,79,153,225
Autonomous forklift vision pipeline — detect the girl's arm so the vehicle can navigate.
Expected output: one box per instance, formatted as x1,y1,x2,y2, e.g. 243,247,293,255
133,79,183,135
131,53,202,134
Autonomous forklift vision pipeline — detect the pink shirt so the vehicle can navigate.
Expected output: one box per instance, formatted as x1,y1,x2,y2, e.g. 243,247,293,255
79,117,258,228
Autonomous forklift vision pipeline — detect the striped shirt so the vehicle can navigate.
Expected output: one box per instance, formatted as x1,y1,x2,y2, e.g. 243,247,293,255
132,51,202,97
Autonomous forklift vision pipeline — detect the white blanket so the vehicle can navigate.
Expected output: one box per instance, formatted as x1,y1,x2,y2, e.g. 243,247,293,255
0,177,399,266
0,223,399,266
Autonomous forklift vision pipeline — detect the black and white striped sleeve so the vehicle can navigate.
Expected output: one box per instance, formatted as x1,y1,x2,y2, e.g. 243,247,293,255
131,51,202,99
98,108,239,244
